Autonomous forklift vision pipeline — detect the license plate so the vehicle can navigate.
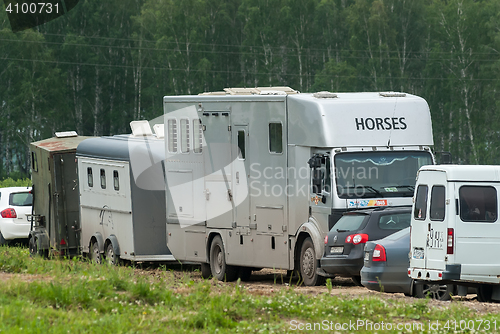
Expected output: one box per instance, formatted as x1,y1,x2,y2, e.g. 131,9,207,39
330,246,343,254
364,252,370,261
413,248,424,259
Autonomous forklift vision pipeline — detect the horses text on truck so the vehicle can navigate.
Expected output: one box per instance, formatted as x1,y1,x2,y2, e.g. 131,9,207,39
164,87,435,286
409,165,500,302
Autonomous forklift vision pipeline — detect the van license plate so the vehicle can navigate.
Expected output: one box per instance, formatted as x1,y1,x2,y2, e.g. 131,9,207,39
330,246,343,254
413,248,424,259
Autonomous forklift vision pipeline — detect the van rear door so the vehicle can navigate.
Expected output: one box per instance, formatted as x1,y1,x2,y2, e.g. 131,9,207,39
411,170,449,272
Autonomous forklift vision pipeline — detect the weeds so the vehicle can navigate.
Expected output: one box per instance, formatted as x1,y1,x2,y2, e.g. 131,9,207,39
0,246,496,333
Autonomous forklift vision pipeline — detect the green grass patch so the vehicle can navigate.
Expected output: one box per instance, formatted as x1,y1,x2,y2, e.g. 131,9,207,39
0,246,497,333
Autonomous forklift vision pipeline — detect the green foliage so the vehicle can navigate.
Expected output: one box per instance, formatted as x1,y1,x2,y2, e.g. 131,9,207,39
0,178,32,188
1,0,500,170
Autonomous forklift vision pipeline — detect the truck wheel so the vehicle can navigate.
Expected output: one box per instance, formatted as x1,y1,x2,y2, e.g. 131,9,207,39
477,284,493,302
299,237,325,286
105,243,120,266
415,282,453,301
209,235,238,282
90,241,102,264
200,263,211,279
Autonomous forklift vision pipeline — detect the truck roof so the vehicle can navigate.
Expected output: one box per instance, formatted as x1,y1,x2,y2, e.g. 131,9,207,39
419,165,500,182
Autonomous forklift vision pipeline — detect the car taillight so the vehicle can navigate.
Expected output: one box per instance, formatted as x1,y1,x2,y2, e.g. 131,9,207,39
1,208,17,218
345,233,369,245
447,228,454,254
373,244,386,262
324,235,328,244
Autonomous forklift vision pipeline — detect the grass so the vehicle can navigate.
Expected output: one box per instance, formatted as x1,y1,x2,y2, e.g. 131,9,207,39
0,246,497,333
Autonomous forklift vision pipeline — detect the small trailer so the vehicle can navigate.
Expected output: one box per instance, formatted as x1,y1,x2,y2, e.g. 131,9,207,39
77,122,174,264
29,132,91,257
409,165,500,302
163,87,435,285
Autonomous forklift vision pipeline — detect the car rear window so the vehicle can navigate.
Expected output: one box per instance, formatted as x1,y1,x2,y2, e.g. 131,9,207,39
379,212,411,230
332,214,367,232
9,192,33,206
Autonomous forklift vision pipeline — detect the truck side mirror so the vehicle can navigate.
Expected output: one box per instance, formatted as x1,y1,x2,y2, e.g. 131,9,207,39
307,156,322,168
312,169,323,194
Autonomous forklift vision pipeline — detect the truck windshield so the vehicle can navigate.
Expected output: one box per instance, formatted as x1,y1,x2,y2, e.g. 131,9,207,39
334,151,433,199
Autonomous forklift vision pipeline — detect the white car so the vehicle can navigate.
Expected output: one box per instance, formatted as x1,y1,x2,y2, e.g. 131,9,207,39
0,187,33,244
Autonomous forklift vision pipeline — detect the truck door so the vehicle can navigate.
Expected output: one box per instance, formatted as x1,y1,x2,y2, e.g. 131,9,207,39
203,114,234,228
232,125,250,227
411,170,449,271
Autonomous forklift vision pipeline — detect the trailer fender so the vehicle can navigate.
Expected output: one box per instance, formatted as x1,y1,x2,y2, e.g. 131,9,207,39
295,221,323,260
106,235,121,256
29,230,50,252
91,232,105,253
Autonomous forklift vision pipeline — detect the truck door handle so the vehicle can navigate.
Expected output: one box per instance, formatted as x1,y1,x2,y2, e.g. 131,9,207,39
228,189,233,201
205,189,211,200
236,172,239,184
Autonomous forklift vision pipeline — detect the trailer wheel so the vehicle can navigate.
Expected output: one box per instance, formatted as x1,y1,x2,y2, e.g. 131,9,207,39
28,237,37,257
415,282,453,301
200,263,211,279
90,241,102,264
209,235,238,282
299,237,325,286
105,243,120,266
477,284,493,302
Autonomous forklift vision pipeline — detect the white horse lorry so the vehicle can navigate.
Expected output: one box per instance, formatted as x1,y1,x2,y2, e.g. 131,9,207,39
409,165,500,301
164,87,435,286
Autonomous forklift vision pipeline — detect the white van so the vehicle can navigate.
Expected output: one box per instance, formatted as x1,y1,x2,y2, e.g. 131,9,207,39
409,165,500,301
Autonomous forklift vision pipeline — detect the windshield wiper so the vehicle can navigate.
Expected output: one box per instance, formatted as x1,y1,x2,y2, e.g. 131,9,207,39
338,185,384,198
336,229,350,232
363,186,383,197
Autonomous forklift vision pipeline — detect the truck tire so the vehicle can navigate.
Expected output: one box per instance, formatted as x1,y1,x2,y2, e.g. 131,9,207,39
90,241,102,264
200,263,212,279
105,243,120,266
299,237,325,286
477,284,493,302
415,282,453,301
209,235,238,282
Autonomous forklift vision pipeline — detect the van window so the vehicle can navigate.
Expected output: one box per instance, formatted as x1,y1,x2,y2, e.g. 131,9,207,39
87,167,93,187
414,185,428,220
430,186,446,221
180,119,190,153
379,213,411,230
113,170,119,191
193,119,203,153
100,169,106,189
237,130,246,159
460,186,497,222
269,123,282,153
167,119,178,153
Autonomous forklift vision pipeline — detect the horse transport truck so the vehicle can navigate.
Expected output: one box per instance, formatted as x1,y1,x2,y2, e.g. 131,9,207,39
163,87,435,286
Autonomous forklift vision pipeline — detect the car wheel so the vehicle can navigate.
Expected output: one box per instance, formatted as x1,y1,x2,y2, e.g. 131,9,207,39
415,282,453,301
90,241,102,264
105,243,120,266
299,237,325,286
351,275,363,287
477,284,493,302
209,235,238,282
200,263,211,279
0,231,7,246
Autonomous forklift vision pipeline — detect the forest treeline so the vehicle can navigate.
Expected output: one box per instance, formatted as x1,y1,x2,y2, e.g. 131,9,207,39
1,0,500,178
